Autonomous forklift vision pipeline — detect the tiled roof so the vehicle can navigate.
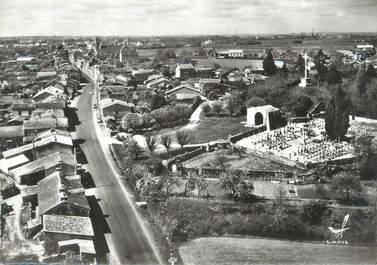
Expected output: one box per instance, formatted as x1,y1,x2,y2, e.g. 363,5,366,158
165,84,201,95
199,78,221,84
178,64,195,70
10,151,74,178
43,215,94,236
147,77,169,87
37,99,66,109
100,98,135,109
3,132,72,158
37,172,87,216
11,102,36,110
24,117,68,130
33,86,64,100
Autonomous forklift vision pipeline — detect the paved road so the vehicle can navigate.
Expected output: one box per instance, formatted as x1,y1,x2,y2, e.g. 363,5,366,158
76,81,161,265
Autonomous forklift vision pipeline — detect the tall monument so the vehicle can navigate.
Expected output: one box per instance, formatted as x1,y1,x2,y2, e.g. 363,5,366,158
299,52,311,87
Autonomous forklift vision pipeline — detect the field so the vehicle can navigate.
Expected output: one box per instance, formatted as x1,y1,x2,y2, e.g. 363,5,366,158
180,237,377,265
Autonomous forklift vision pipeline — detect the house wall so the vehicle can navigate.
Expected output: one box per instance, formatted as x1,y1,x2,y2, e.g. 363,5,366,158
19,163,75,186
169,87,201,101
12,110,31,118
45,232,93,245
35,144,72,160
46,203,89,217
102,104,132,117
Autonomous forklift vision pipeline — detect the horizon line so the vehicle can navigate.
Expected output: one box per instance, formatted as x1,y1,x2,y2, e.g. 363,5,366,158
1,30,377,39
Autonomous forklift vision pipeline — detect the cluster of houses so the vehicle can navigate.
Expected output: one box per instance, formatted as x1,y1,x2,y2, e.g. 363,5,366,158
0,43,96,262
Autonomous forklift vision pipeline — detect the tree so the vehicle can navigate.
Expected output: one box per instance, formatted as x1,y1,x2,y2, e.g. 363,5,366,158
286,94,313,116
365,79,377,119
218,170,254,201
174,104,192,120
160,133,172,153
122,113,141,131
227,96,238,115
137,175,166,202
330,171,363,204
302,201,329,225
355,134,377,180
246,97,266,108
366,63,376,79
145,135,158,155
176,130,190,150
196,47,207,57
314,49,328,84
295,53,305,73
326,64,342,85
263,49,277,75
279,63,289,77
202,102,211,115
325,86,350,140
150,108,168,125
187,172,208,196
123,137,144,160
161,172,181,196
212,101,223,115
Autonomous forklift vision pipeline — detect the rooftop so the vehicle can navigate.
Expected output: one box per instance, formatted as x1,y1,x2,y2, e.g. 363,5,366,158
33,85,64,100
100,98,135,109
0,125,24,138
58,239,96,254
37,171,87,216
43,215,94,236
165,84,201,95
3,154,30,170
10,151,74,178
3,132,72,159
24,117,68,130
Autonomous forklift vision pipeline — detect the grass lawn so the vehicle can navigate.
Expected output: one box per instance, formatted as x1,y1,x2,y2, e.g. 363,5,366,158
147,114,249,145
189,114,249,144
180,237,377,265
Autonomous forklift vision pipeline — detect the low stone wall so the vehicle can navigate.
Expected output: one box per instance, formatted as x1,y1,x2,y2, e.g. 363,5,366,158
168,147,207,167
184,166,294,181
228,126,266,143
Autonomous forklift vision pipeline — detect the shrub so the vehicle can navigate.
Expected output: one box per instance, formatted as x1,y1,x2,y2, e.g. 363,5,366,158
174,104,192,120
202,103,211,115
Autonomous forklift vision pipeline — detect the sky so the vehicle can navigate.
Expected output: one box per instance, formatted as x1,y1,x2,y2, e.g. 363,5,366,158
0,0,377,36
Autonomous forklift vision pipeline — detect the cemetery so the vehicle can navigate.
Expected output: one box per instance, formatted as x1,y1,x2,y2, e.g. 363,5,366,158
238,118,356,165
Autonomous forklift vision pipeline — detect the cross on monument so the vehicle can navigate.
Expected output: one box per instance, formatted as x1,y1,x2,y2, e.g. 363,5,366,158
304,52,309,79
299,51,311,87
168,253,178,265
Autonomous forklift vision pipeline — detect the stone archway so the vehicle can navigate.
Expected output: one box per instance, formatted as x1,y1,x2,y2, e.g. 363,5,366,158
255,112,263,126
